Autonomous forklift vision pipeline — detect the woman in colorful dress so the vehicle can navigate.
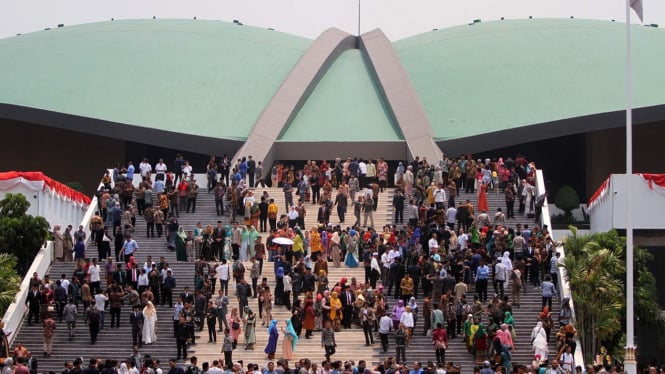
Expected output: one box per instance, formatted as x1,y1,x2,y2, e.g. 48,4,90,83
281,319,298,360
264,319,279,359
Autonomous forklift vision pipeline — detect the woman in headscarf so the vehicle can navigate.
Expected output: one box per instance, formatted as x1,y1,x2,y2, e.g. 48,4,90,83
243,306,256,350
531,321,548,361
329,291,343,331
463,313,474,353
309,227,322,261
118,362,128,374
468,316,481,357
275,267,285,306
53,225,65,261
330,231,341,268
391,299,405,330
281,319,299,360
501,251,513,287
264,319,279,359
538,306,553,341
228,307,242,348
344,230,359,268
499,323,514,356
240,225,251,261
248,226,259,259
408,297,419,327
293,227,305,261
303,298,315,339
176,226,187,262
504,311,516,339
473,317,488,359
321,230,329,260
400,305,415,346
142,301,157,345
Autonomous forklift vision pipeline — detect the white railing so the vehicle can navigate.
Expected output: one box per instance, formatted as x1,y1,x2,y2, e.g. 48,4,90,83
1,176,105,345
536,169,584,369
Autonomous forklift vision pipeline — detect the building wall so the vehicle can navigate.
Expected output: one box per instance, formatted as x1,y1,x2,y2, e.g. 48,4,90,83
0,119,126,194
586,121,665,194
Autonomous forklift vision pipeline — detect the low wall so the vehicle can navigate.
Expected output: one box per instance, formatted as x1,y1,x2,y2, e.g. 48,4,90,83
2,175,103,345
2,241,53,343
537,170,585,369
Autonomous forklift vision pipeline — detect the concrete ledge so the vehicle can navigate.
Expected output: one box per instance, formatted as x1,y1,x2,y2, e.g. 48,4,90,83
359,29,442,163
234,28,357,174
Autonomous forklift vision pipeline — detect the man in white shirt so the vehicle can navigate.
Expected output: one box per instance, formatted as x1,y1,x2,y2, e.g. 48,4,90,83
216,259,230,296
370,252,381,289
458,230,469,251
428,233,439,255
378,311,392,353
358,159,367,188
182,161,193,179
446,206,457,231
143,255,156,274
94,291,109,329
155,159,167,181
88,258,101,294
434,185,447,209
139,159,152,178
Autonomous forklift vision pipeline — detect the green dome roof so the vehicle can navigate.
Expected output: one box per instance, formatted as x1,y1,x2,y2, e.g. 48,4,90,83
394,18,665,147
0,19,311,141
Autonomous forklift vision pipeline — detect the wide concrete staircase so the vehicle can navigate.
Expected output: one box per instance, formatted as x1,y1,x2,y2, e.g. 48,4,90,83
10,180,558,371
378,286,560,371
11,192,224,371
191,265,378,366
253,187,394,231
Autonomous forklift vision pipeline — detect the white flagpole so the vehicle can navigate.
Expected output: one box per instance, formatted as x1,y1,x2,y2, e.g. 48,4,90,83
625,0,637,373
357,0,361,36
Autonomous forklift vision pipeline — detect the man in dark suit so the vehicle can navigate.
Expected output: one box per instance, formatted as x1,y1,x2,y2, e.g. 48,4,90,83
25,284,41,325
180,286,194,305
130,305,144,347
340,285,355,329
113,263,126,287
236,279,250,318
212,222,226,260
127,264,139,290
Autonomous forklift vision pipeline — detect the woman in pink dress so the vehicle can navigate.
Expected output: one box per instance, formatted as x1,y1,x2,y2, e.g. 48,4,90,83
281,319,298,360
478,183,489,213
228,307,242,348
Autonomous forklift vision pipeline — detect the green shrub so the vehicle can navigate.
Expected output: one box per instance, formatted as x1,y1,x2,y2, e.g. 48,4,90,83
555,185,580,218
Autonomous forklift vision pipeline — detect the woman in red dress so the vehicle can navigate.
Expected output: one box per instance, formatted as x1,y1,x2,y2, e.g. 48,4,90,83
477,183,489,213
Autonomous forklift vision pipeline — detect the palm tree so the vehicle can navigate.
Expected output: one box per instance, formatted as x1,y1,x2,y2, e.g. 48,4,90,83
0,253,21,316
561,226,665,364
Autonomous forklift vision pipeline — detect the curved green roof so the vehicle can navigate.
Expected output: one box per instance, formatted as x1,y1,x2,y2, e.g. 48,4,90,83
0,19,311,140
279,49,402,142
393,18,665,141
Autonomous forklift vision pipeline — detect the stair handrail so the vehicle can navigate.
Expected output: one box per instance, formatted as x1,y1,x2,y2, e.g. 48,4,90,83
535,169,584,370
1,171,108,345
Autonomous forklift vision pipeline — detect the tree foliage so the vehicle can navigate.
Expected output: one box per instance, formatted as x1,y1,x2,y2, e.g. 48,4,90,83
561,226,665,364
0,254,21,316
555,185,580,218
0,193,50,275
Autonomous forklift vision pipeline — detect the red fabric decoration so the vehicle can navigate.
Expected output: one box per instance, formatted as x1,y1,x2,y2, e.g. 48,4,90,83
588,175,610,207
640,173,665,189
0,171,91,205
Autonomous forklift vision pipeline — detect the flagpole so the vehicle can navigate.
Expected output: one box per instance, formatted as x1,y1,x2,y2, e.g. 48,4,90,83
624,0,637,373
357,0,361,36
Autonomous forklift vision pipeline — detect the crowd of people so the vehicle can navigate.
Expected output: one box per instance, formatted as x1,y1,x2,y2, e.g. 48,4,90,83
11,154,638,374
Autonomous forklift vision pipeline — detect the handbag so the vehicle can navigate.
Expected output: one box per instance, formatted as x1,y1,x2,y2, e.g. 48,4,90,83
232,321,240,330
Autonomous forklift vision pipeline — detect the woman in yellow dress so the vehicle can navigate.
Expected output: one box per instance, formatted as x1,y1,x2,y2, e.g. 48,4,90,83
329,291,343,332
309,228,322,261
